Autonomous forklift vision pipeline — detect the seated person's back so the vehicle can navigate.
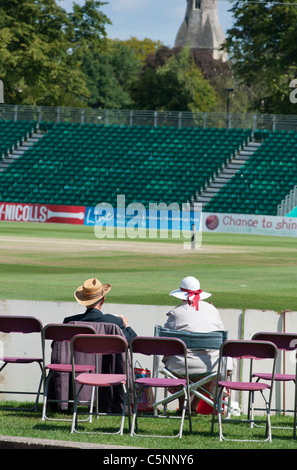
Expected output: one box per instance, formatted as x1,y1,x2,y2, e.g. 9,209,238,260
163,276,224,414
64,277,137,344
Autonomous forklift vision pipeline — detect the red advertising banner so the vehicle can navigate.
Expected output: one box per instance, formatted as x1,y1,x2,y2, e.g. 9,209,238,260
0,202,86,225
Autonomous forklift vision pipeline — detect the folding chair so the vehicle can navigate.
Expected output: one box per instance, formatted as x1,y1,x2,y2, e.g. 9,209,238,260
0,315,43,411
211,339,277,442
129,336,191,438
41,323,96,421
154,325,229,414
251,332,297,438
70,334,130,436
51,321,130,415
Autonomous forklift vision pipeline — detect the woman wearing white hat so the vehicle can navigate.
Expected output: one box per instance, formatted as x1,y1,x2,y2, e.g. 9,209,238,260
163,276,224,415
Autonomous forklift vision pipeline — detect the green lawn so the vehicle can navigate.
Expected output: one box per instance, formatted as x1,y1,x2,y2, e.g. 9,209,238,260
0,221,297,449
0,221,297,311
0,402,296,449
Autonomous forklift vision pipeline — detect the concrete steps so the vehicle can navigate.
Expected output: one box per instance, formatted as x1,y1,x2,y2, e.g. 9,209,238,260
0,132,43,172
195,141,262,208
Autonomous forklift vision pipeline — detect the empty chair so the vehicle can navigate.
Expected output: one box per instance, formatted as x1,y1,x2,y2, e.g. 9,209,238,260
252,331,297,438
129,336,191,438
211,339,277,442
41,323,97,421
70,334,130,435
0,315,43,411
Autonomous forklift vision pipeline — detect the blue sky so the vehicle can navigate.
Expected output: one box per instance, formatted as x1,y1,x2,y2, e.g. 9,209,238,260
57,0,233,47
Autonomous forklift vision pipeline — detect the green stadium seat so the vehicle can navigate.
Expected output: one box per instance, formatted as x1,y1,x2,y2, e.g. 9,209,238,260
205,130,297,215
0,122,255,210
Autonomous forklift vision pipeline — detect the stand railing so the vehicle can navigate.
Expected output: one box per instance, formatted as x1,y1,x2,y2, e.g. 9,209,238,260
1,105,297,132
277,186,297,216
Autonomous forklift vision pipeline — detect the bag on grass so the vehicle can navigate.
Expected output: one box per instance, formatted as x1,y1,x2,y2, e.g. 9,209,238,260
133,361,155,412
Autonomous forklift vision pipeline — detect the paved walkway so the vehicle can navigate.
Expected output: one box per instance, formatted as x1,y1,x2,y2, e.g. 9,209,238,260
0,434,141,449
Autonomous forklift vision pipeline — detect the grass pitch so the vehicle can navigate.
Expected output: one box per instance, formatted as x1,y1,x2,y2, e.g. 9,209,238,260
0,221,297,312
0,401,296,450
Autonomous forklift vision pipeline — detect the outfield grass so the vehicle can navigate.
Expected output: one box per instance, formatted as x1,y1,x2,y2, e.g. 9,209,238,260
0,222,296,450
0,221,297,311
0,402,296,449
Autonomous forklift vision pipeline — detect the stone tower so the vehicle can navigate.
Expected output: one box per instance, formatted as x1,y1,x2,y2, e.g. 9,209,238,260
175,0,227,61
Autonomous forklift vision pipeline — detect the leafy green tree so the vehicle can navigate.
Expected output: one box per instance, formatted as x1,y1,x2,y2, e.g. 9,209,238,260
66,0,111,52
131,46,218,112
81,41,141,108
115,37,164,63
224,0,297,114
0,0,110,106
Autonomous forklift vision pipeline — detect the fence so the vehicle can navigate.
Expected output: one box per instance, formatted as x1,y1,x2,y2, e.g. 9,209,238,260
0,299,296,415
1,104,297,132
277,186,297,216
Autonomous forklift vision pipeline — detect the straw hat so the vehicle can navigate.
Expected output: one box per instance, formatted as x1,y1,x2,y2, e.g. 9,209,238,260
74,278,111,307
170,276,211,301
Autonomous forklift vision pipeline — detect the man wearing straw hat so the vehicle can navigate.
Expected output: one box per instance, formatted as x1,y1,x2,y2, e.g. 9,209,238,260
163,276,224,415
64,277,137,343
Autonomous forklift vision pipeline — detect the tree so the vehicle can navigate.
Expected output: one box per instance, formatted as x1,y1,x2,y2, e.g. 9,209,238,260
66,0,111,52
224,0,297,114
0,0,110,106
131,46,218,112
116,37,164,63
81,41,141,109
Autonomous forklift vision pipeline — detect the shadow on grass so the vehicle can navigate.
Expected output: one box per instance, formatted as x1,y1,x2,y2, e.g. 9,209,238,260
0,403,296,449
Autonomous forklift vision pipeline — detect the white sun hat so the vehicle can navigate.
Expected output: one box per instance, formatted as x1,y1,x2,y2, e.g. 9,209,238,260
169,276,211,308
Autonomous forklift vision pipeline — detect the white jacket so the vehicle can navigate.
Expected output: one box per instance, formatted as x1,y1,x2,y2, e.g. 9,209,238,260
163,301,224,376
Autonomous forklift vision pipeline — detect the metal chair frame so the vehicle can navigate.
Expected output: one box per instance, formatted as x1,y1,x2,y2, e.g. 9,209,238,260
130,335,192,438
211,339,277,442
154,326,230,415
251,331,297,438
70,334,130,436
41,323,97,421
0,315,43,412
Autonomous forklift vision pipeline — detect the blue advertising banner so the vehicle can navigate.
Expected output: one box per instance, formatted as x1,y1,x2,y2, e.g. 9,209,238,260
84,203,201,232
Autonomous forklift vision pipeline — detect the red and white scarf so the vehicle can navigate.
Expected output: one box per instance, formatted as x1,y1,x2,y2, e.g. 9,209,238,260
180,287,202,311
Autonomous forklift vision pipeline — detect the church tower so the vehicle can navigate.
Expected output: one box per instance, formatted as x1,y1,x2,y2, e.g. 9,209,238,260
175,0,227,61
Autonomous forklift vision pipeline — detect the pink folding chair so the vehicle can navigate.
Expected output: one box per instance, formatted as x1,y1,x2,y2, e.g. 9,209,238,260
129,336,191,439
251,332,297,438
41,323,97,421
70,334,130,436
0,315,43,411
211,339,277,442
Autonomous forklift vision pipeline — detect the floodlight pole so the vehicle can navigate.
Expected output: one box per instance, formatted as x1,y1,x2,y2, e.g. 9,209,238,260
0,80,4,104
226,88,234,129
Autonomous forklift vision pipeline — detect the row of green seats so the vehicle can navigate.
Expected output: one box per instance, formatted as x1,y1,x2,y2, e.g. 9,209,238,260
0,123,253,208
205,130,297,215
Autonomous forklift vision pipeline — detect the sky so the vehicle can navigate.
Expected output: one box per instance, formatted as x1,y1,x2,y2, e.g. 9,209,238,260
57,0,234,47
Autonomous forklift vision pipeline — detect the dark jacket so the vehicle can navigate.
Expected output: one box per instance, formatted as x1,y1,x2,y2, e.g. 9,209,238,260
63,307,137,344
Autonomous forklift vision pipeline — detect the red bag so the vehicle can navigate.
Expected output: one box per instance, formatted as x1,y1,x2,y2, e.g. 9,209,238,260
133,363,154,413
